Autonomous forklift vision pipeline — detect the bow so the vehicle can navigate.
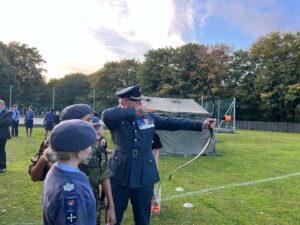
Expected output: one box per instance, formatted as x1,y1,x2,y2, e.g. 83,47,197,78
169,57,216,181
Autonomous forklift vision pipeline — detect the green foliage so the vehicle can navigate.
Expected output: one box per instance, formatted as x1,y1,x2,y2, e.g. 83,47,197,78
50,73,91,110
7,42,47,108
0,128,299,224
90,59,140,111
0,42,16,103
226,50,261,120
0,42,47,110
138,43,233,103
250,32,300,121
1,31,299,121
138,47,178,96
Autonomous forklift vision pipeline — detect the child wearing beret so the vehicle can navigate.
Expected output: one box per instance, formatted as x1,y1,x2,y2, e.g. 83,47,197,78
29,104,94,182
42,119,97,225
80,117,116,225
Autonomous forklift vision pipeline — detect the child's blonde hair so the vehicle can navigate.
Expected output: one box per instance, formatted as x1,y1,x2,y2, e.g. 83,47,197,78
44,147,74,163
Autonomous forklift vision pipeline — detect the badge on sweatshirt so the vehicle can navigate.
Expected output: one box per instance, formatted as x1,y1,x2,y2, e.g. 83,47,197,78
136,117,154,130
66,212,77,224
64,194,78,212
63,183,74,192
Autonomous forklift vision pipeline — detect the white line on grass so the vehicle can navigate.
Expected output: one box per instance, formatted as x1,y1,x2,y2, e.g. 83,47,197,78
162,172,300,201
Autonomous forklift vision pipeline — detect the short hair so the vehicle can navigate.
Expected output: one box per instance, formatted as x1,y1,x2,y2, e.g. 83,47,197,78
44,147,73,162
0,99,5,105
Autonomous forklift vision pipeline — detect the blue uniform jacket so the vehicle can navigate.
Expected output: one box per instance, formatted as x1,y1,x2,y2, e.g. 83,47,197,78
0,110,12,140
102,107,204,188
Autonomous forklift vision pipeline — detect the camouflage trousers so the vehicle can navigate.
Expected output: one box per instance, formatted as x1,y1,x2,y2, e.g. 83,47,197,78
92,184,102,225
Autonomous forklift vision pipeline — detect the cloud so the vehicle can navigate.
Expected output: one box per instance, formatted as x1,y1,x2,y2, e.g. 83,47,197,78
216,0,287,36
60,64,99,75
91,27,152,59
169,0,212,39
98,0,129,17
90,0,184,59
5,0,299,80
170,0,300,39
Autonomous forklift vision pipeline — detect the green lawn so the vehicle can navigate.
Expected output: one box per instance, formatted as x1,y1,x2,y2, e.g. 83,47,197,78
0,128,299,225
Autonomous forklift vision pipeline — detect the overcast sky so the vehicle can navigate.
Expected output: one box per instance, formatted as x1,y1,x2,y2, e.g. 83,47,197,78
1,0,300,80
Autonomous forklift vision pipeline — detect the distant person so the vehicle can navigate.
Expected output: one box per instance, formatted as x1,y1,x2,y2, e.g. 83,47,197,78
92,111,99,123
11,104,20,137
53,111,60,126
43,109,54,137
0,99,12,173
24,106,35,137
152,132,162,168
42,119,97,225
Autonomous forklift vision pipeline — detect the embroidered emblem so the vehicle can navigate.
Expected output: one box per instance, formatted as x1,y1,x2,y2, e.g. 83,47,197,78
136,117,154,130
64,195,78,212
66,212,77,224
63,183,74,192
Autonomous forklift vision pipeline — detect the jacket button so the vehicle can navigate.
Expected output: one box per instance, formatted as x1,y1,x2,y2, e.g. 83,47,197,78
134,138,137,142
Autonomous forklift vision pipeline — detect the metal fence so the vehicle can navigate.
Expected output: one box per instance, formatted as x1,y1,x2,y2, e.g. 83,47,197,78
236,120,300,133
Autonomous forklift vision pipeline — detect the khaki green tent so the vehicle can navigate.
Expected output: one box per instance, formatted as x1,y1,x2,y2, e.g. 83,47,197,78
143,97,216,156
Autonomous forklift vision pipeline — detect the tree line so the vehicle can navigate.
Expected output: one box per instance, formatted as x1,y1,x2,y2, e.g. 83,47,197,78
0,32,299,122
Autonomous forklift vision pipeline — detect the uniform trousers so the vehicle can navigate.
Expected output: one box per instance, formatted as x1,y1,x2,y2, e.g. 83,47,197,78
0,139,7,170
11,120,19,136
111,182,154,225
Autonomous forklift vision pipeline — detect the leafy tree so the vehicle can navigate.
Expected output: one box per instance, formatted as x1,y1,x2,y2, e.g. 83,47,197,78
50,73,91,110
138,47,177,96
180,43,232,102
0,42,16,104
224,50,261,120
91,59,140,111
6,42,47,109
251,32,300,121
138,43,233,111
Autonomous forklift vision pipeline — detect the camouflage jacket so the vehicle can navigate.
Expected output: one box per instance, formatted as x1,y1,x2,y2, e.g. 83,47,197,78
79,137,113,186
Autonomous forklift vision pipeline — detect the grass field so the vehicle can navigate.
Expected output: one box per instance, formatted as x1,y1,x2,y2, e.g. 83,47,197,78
0,127,299,225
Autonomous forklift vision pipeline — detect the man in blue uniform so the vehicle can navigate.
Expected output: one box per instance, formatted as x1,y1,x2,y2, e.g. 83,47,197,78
24,106,35,137
0,99,12,173
43,108,54,137
102,84,216,225
11,104,20,137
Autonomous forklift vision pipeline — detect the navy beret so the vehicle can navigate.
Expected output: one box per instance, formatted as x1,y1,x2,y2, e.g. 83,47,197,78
59,104,93,121
50,119,96,152
91,116,100,123
115,84,142,100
